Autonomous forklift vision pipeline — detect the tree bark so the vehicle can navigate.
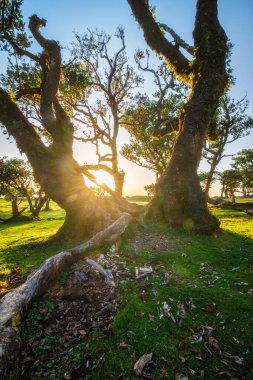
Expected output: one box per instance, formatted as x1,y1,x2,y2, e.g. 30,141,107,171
11,197,19,217
32,195,48,217
0,88,107,240
33,152,111,239
128,0,228,234
25,193,35,213
114,171,125,198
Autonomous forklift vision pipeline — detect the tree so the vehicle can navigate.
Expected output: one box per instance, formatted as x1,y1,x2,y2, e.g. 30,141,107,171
144,183,155,200
232,149,253,196
121,55,185,179
0,157,49,218
218,169,241,203
198,172,217,193
127,0,228,234
31,190,49,217
203,95,253,195
0,157,35,216
70,28,142,198
0,5,116,239
121,92,177,179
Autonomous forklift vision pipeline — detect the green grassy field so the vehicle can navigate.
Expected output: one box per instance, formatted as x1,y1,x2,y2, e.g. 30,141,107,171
1,198,253,379
0,199,66,281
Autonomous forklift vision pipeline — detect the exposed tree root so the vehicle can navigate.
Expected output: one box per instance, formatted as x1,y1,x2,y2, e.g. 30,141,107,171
0,212,132,379
86,258,114,285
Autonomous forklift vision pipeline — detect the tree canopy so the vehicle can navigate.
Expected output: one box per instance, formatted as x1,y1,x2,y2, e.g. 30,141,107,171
121,59,185,178
202,94,253,195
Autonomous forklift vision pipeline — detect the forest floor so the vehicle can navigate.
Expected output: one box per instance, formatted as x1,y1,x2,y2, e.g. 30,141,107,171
0,199,253,379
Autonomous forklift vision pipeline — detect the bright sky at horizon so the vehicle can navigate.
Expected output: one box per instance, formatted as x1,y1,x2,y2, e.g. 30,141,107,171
0,0,252,196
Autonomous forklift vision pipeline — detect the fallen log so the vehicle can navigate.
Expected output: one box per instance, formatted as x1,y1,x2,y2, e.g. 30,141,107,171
207,197,253,209
0,212,132,379
231,201,253,209
207,197,253,216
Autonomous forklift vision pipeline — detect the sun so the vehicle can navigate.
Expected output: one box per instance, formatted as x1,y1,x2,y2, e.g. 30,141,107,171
86,170,115,191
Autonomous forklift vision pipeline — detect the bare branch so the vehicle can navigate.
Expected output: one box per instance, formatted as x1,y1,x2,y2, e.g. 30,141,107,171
158,23,194,55
74,135,101,143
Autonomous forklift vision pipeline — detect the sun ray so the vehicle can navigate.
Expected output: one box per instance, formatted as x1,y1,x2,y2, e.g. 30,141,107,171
86,170,115,192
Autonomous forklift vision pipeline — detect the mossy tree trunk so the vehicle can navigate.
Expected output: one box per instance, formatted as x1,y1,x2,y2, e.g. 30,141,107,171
0,15,104,240
127,0,228,234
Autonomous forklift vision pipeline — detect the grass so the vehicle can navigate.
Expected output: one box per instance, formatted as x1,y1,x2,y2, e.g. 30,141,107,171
0,199,66,278
1,198,253,379
80,209,253,379
232,197,253,203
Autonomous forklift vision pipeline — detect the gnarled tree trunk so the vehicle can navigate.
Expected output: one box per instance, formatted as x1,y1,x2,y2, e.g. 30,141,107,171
32,152,109,239
128,0,228,234
149,72,226,233
0,16,110,241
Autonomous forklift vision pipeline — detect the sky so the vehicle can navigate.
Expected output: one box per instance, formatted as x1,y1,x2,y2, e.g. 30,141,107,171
0,0,253,195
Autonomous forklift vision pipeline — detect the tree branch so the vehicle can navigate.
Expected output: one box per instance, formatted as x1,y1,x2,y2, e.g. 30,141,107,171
80,166,115,197
0,88,46,161
15,87,41,100
127,0,191,81
1,32,40,62
29,15,61,133
82,164,114,175
158,23,194,55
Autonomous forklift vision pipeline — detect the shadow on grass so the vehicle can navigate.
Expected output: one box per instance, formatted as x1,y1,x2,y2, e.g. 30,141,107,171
0,214,66,277
0,236,75,277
